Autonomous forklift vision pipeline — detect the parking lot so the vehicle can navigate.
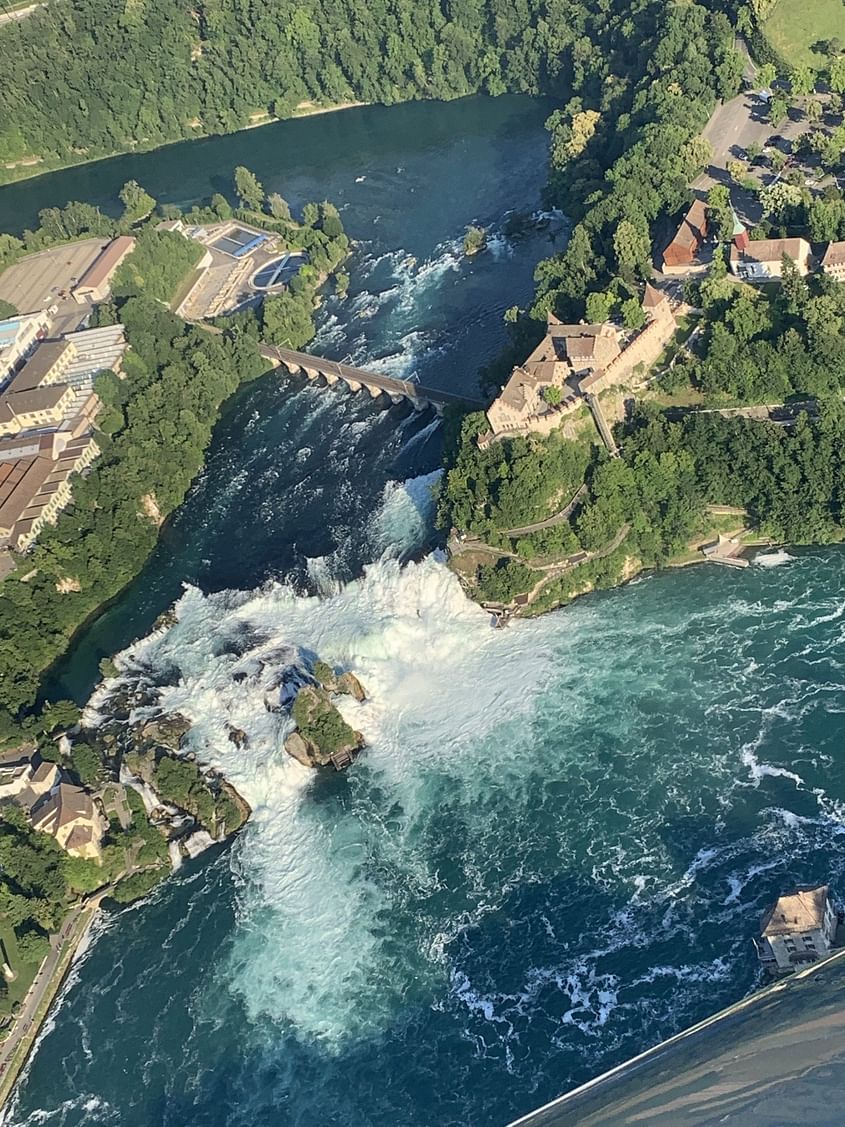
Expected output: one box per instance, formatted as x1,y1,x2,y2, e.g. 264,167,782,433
0,237,106,328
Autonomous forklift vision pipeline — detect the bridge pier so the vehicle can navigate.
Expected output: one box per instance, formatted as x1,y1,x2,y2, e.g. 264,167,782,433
257,343,484,415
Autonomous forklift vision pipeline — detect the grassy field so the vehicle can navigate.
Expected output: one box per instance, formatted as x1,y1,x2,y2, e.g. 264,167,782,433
763,0,844,70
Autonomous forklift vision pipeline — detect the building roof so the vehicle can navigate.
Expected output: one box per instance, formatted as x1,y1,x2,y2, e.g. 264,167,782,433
731,207,746,238
11,341,74,393
0,742,38,768
62,324,127,381
761,885,831,937
0,451,55,533
642,283,665,310
823,241,845,268
667,199,708,254
31,781,96,831
4,384,69,417
74,236,135,292
730,237,810,265
64,825,94,850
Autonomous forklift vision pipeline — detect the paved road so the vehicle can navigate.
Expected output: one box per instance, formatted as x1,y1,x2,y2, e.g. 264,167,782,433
0,3,42,27
0,898,99,1105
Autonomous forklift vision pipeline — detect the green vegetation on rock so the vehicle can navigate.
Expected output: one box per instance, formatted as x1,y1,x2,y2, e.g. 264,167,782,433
292,687,358,758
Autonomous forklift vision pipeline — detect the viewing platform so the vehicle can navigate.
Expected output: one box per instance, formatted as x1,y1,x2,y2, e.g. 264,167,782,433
258,343,486,413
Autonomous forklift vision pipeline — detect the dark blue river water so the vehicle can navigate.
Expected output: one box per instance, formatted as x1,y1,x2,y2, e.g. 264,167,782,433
4,96,845,1127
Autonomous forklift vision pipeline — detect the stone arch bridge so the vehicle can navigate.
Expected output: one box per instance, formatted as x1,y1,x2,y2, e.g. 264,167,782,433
259,344,485,414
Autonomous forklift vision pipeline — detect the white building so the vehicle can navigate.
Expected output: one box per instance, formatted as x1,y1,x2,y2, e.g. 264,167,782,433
730,237,812,281
0,311,52,387
755,885,838,974
822,241,845,282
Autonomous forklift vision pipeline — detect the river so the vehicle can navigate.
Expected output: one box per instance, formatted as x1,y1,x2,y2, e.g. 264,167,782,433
5,95,845,1127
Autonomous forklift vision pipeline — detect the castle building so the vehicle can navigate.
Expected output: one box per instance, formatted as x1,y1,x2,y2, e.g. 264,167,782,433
483,283,677,445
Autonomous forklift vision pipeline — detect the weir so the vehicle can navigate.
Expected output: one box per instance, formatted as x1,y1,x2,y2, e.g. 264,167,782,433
258,343,486,414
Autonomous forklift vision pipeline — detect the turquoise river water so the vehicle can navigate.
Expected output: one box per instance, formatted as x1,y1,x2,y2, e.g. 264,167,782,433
2,96,845,1127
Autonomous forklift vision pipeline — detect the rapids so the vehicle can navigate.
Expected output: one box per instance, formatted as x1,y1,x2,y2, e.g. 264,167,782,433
4,95,845,1127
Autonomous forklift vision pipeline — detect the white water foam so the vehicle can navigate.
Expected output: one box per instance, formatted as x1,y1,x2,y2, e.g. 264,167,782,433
111,557,558,1043
370,469,441,558
754,550,794,568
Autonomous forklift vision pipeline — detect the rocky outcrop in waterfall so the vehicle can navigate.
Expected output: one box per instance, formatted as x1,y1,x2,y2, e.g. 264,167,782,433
283,659,368,770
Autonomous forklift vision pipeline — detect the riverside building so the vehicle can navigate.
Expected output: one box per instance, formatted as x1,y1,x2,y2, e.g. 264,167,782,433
754,885,838,974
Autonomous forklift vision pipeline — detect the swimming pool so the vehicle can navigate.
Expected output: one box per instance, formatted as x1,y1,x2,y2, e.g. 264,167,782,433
211,226,267,258
251,251,308,289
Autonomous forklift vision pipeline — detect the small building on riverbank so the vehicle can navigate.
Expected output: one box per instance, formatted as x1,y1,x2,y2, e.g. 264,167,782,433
754,885,838,974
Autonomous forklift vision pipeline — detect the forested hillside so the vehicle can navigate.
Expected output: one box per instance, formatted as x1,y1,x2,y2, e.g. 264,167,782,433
0,0,563,174
0,0,734,180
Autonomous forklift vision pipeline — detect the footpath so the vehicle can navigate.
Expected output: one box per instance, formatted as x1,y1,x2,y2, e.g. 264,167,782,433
0,893,104,1109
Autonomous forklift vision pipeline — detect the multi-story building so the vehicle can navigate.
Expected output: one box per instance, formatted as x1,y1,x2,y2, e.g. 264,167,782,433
755,885,838,974
0,310,52,386
30,780,107,862
729,237,812,281
483,284,678,444
822,241,845,282
661,199,709,273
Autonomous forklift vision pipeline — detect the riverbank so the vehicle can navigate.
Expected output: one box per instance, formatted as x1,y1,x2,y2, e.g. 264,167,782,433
0,99,372,189
0,893,102,1110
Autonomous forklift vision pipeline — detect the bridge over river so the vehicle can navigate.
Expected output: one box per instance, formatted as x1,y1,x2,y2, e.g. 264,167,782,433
259,343,486,413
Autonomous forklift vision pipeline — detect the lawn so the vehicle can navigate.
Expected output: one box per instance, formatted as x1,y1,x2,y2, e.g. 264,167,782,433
763,0,844,70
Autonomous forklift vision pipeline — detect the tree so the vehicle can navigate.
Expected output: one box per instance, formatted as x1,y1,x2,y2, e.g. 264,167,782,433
266,192,291,220
757,63,777,90
806,99,822,122
769,95,788,125
726,158,747,184
621,297,645,329
707,185,734,242
233,166,264,211
210,193,232,220
585,291,613,322
831,58,845,95
542,385,562,406
613,218,650,275
791,65,815,97
119,180,156,225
